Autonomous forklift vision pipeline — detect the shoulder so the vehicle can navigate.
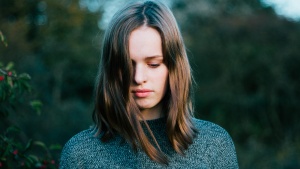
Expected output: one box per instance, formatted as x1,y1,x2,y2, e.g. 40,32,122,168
60,129,99,168
192,118,230,138
191,118,239,168
62,128,97,152
191,117,234,148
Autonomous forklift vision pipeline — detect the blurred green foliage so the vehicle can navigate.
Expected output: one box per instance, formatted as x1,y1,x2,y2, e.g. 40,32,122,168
0,61,59,168
172,0,300,168
0,0,299,168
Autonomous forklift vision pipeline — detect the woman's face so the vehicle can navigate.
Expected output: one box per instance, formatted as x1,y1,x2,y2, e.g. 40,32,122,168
129,26,168,120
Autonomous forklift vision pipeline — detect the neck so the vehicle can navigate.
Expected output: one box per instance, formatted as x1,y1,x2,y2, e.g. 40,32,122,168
140,102,164,120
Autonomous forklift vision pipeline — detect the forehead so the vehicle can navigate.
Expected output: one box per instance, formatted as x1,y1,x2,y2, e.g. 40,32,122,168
129,26,163,60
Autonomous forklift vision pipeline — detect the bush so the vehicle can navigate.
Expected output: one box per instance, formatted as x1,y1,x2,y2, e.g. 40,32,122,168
0,31,60,169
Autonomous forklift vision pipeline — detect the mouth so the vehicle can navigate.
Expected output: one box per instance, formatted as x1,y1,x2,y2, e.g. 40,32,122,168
132,89,153,98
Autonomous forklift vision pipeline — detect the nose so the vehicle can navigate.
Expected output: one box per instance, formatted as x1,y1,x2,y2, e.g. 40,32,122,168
133,64,147,84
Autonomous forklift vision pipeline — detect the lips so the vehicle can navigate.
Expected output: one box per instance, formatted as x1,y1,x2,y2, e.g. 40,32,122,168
132,89,153,98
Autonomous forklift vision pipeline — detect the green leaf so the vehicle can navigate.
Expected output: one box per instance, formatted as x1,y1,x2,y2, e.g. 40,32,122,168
0,31,8,47
5,62,14,71
5,125,21,134
24,139,33,152
3,144,12,157
35,161,43,168
30,100,43,115
7,76,13,87
18,73,31,80
27,154,39,163
33,141,47,149
49,144,62,150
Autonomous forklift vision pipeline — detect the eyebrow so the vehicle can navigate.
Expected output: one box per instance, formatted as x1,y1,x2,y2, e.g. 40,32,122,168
144,55,163,60
131,55,164,63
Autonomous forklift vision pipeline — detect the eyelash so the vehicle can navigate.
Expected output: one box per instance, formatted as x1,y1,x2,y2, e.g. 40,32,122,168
148,63,160,68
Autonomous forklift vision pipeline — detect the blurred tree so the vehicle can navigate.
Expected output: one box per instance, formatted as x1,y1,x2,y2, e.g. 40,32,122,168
36,0,101,104
0,31,59,169
0,0,100,150
172,0,300,168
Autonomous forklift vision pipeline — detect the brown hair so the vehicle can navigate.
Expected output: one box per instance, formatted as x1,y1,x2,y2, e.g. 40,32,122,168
93,0,197,165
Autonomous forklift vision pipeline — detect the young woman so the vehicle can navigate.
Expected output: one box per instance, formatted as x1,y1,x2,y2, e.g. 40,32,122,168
60,1,239,168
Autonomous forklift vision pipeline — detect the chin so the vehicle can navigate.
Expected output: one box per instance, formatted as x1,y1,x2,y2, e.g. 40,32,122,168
138,105,154,109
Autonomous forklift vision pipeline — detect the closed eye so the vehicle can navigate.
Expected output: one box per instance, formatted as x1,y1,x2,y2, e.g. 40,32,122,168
148,63,160,68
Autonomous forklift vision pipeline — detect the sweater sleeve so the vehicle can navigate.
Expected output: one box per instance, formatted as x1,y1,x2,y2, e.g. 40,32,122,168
210,131,239,169
59,141,85,169
59,130,93,169
193,118,239,169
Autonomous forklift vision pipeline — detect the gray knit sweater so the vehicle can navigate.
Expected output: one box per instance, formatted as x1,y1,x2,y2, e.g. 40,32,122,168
60,118,239,168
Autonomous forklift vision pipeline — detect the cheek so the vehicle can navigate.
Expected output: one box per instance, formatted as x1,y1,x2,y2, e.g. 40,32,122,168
159,69,169,91
150,66,169,91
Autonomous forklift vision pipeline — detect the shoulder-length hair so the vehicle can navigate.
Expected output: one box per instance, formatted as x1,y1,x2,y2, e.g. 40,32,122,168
93,0,197,165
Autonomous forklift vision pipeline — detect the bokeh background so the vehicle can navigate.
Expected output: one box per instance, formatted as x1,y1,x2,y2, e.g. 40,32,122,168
1,0,300,168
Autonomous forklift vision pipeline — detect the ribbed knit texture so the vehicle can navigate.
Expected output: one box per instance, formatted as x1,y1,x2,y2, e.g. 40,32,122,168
60,118,239,168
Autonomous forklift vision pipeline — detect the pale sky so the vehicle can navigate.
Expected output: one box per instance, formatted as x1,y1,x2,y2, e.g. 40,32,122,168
262,0,300,21
79,0,172,30
97,0,300,29
79,0,300,30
